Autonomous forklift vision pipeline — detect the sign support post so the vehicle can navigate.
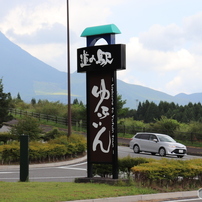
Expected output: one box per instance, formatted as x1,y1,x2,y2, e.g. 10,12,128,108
20,134,29,182
77,24,126,179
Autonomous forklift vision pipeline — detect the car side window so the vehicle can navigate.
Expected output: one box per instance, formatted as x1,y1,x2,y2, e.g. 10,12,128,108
140,134,149,140
149,134,157,141
135,134,141,139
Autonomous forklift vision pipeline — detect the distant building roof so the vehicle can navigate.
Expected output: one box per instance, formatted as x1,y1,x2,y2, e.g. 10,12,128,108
81,24,121,37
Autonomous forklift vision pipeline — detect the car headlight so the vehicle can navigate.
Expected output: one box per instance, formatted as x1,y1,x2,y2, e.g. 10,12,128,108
169,145,176,148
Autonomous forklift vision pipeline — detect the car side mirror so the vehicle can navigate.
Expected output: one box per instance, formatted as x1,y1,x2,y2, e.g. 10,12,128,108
153,139,158,142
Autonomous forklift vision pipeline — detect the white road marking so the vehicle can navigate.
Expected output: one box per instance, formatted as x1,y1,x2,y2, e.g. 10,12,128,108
58,167,87,171
0,172,16,174
57,162,87,171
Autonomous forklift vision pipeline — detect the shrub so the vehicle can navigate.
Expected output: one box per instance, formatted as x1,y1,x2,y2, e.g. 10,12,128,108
10,116,42,141
43,128,65,141
92,156,154,178
93,164,113,178
49,134,87,155
0,134,86,164
1,142,20,164
150,116,180,136
0,132,17,144
34,100,66,117
118,156,154,178
131,158,202,189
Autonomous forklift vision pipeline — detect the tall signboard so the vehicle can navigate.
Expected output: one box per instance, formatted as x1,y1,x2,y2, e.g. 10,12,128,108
77,24,126,179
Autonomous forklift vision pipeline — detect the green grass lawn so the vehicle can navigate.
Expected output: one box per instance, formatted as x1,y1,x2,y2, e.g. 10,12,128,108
0,181,157,202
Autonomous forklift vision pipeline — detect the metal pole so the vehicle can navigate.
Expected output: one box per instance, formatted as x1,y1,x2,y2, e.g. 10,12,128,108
67,0,71,137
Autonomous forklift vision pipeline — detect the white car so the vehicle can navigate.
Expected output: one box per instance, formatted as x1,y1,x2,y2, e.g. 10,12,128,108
129,132,187,158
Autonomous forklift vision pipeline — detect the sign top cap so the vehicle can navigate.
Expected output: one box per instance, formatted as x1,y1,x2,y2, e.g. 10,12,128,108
81,24,121,37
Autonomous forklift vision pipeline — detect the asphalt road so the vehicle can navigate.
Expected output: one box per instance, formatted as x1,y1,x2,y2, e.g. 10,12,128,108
0,162,87,182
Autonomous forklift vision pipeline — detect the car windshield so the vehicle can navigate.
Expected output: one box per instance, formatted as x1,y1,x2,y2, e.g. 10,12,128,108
157,135,176,143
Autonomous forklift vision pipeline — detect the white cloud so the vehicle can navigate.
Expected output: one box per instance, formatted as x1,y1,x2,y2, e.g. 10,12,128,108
183,12,202,42
1,0,202,96
0,1,66,35
117,35,200,95
139,24,184,51
126,37,194,72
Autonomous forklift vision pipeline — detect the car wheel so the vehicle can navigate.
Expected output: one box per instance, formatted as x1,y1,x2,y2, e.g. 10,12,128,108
159,147,166,156
133,145,140,153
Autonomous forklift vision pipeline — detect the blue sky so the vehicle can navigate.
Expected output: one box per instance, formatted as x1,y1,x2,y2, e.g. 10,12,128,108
1,0,202,96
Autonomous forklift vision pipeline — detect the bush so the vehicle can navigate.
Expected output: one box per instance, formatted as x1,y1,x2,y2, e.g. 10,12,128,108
0,134,86,164
118,156,154,178
93,164,113,178
149,116,180,136
34,100,67,117
131,158,202,189
29,142,67,162
92,156,154,178
10,116,42,141
1,142,20,164
43,128,65,141
0,132,18,144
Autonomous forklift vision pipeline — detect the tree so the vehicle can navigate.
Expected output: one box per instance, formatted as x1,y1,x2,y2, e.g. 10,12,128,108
10,116,42,140
144,101,159,123
17,92,22,100
150,116,180,135
31,98,36,105
73,98,79,105
71,102,86,121
136,100,150,121
117,94,129,118
0,79,12,126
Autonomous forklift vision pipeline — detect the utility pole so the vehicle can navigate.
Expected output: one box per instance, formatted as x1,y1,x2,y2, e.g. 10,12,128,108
67,0,71,137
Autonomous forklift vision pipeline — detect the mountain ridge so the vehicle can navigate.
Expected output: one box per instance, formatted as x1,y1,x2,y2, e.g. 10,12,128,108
0,31,201,109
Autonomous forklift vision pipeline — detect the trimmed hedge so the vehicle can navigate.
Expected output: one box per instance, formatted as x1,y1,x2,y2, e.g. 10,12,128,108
0,134,86,164
118,156,154,178
131,158,202,189
92,156,153,178
91,156,202,190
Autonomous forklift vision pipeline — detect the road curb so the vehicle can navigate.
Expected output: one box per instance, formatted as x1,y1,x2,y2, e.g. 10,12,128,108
0,155,87,170
65,190,198,202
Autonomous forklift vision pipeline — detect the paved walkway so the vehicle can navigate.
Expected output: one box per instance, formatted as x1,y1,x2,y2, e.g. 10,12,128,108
65,190,198,202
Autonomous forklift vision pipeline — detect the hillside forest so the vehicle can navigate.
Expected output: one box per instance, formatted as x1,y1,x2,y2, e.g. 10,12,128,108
1,72,202,143
8,93,202,139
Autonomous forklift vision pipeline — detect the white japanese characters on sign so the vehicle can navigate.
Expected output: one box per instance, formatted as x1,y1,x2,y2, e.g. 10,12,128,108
80,49,114,68
91,79,111,153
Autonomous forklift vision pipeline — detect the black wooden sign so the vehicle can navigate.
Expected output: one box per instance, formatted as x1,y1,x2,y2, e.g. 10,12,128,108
77,44,125,72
